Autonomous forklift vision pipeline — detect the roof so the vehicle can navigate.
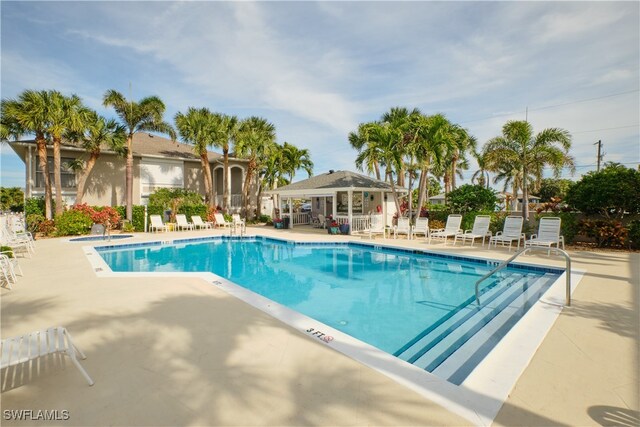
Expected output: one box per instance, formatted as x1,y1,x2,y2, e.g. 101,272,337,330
268,170,406,196
8,133,234,163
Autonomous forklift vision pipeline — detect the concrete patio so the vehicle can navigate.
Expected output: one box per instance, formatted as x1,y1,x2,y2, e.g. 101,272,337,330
1,226,638,426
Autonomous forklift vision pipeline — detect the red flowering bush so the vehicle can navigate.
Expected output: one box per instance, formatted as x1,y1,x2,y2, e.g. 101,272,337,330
91,206,121,229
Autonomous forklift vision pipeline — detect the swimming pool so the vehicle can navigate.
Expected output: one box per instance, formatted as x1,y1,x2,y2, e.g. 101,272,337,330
95,236,563,385
70,234,133,242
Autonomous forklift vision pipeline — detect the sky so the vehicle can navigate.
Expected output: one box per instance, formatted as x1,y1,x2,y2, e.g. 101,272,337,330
1,1,639,191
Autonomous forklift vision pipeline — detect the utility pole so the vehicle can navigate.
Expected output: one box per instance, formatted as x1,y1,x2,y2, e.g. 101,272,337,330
594,140,603,171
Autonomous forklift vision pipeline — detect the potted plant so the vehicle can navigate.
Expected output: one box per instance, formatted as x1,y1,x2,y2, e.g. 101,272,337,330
339,221,350,235
273,218,284,229
328,220,340,235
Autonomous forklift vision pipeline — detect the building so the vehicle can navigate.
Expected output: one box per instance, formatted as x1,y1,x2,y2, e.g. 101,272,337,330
8,133,256,211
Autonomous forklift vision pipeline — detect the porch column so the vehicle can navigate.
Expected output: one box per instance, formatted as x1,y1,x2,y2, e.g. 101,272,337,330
26,145,33,198
289,197,294,229
382,191,387,231
347,188,353,235
332,192,337,218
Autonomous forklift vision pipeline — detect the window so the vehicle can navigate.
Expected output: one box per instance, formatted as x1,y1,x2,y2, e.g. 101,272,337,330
35,157,77,188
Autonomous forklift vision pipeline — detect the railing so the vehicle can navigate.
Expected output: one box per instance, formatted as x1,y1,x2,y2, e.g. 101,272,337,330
334,215,371,233
474,247,572,306
282,212,310,225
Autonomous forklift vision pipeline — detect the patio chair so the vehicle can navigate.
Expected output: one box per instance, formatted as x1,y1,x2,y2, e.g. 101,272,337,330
454,215,492,247
428,214,463,245
315,214,326,229
394,218,412,239
368,214,386,239
175,214,194,231
149,215,169,233
525,217,565,250
232,214,246,233
191,216,213,229
1,327,94,386
413,217,430,239
489,216,525,251
213,213,232,228
0,250,22,276
0,227,33,257
0,254,17,289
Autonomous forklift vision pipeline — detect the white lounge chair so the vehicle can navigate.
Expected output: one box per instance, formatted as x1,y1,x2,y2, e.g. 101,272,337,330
394,218,412,239
489,215,525,251
0,227,33,257
232,214,246,233
413,217,430,239
454,215,492,247
1,327,94,386
316,214,326,229
191,216,212,229
175,214,194,231
149,215,169,233
525,217,565,250
213,213,232,228
368,214,386,239
0,254,17,289
428,214,463,245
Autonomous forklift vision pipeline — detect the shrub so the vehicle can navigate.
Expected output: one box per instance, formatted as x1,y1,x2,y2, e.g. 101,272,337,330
538,179,575,203
565,163,640,218
178,204,208,222
91,206,122,229
55,209,93,236
446,185,498,214
429,219,445,230
38,219,56,235
627,220,640,250
26,213,45,233
0,245,14,258
257,214,271,223
578,219,628,248
148,188,203,209
24,197,46,217
122,222,135,233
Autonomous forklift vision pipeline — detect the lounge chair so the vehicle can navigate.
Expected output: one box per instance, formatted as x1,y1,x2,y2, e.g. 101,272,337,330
0,254,17,289
428,214,463,245
413,217,430,239
454,215,492,247
315,214,326,229
232,214,246,233
149,215,169,232
1,327,94,386
0,227,33,257
368,214,386,239
191,216,212,229
525,217,565,250
489,215,525,250
175,214,194,231
394,218,412,239
213,213,232,228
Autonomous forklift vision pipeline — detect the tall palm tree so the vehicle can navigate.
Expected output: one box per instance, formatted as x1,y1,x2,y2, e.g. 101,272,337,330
210,113,238,213
259,143,288,219
381,107,421,187
484,120,574,221
66,112,126,204
47,91,90,215
282,142,313,182
349,122,382,180
174,107,218,207
103,90,176,221
1,90,54,219
235,116,276,218
471,148,490,188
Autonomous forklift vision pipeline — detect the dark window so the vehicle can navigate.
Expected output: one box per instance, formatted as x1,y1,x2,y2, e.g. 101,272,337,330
35,157,77,188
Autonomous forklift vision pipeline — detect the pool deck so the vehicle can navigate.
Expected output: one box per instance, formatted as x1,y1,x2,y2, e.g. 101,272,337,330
1,226,638,426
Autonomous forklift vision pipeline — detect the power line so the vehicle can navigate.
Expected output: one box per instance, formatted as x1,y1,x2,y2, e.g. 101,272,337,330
572,124,639,134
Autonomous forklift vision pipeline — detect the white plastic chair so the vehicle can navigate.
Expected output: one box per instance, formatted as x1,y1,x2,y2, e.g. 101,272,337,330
525,217,565,250
368,214,386,239
213,213,232,228
1,227,33,257
1,327,94,386
489,216,525,250
316,214,326,229
394,218,412,239
191,216,212,229
428,214,463,245
454,215,492,247
232,214,246,233
149,215,169,233
175,214,194,231
0,254,17,289
413,217,430,239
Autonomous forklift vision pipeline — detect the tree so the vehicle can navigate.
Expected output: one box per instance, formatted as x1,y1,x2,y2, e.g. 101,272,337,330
209,113,238,213
446,184,498,214
282,142,313,182
259,143,289,219
66,112,126,205
484,120,574,221
471,149,490,188
538,178,575,202
565,163,640,218
103,90,176,221
235,116,276,219
349,122,382,180
1,90,54,219
46,91,90,214
0,187,25,211
174,107,218,207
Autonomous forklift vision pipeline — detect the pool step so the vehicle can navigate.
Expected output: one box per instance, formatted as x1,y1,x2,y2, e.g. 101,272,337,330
395,271,524,363
432,273,558,384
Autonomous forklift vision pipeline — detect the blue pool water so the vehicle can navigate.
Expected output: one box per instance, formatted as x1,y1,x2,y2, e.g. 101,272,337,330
96,237,562,384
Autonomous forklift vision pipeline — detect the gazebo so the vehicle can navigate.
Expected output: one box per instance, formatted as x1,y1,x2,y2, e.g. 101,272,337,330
266,170,407,234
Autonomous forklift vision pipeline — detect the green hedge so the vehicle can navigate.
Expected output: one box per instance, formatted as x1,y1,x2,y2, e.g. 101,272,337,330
54,210,93,236
177,204,208,221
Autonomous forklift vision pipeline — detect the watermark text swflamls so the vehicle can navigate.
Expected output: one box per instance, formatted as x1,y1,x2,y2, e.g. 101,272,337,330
3,409,70,421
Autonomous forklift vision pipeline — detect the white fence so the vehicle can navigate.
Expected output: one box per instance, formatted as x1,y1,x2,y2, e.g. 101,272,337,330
334,215,371,233
283,212,311,225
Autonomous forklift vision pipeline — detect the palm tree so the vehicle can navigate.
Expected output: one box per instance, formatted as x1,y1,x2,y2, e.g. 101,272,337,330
349,123,382,180
259,143,288,219
441,124,476,193
235,116,276,218
210,113,238,213
66,112,126,204
471,148,490,188
47,91,90,215
174,107,218,207
484,120,574,221
1,90,54,219
103,90,176,221
282,142,313,182
381,107,422,187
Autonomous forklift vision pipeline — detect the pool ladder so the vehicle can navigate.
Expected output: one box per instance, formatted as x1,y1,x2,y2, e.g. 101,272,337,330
475,247,572,306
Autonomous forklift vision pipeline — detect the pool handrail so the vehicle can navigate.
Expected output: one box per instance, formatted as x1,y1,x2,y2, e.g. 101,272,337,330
475,247,572,306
